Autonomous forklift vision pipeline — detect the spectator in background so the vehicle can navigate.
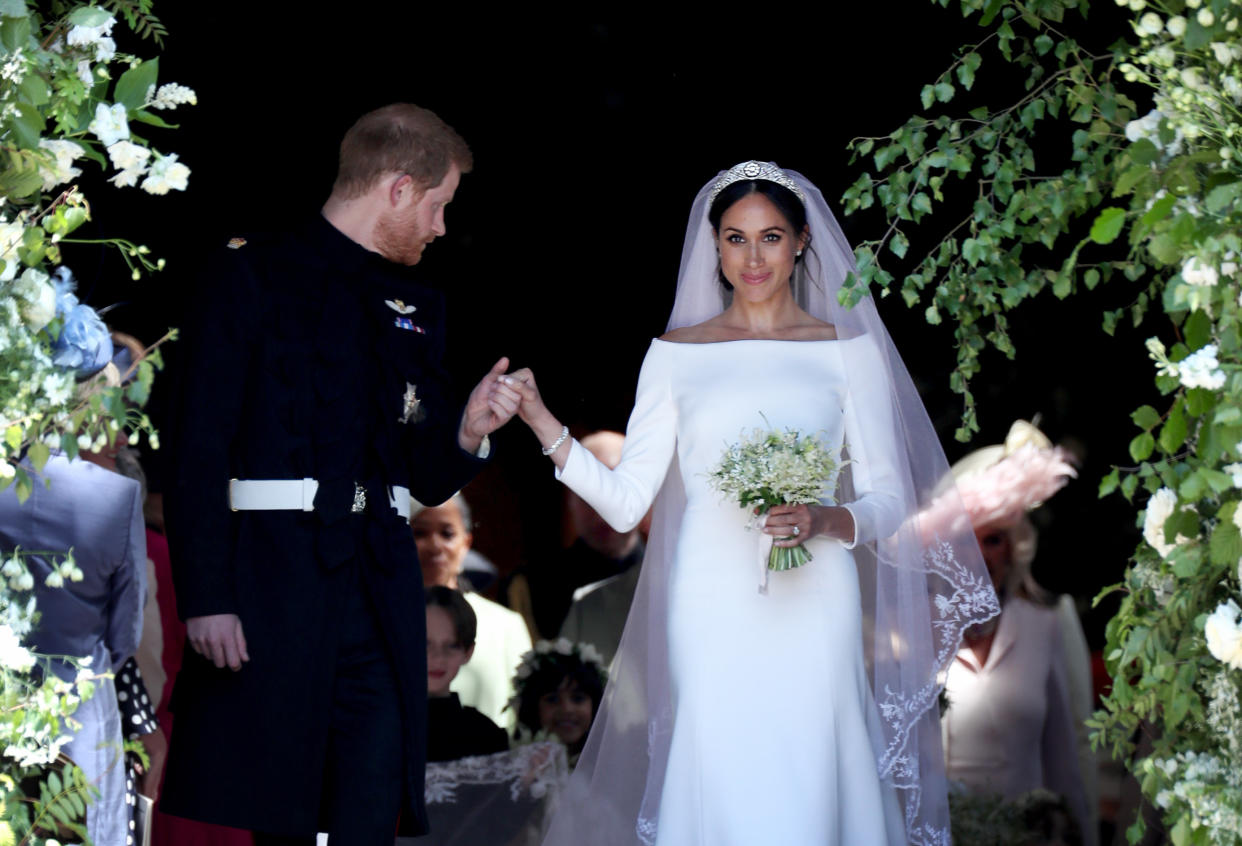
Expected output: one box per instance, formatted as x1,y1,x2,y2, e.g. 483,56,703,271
413,493,531,730
940,420,1095,846
425,586,509,761
508,431,646,643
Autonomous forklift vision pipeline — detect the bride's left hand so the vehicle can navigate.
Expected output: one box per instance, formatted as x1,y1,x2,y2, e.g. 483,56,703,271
762,504,856,547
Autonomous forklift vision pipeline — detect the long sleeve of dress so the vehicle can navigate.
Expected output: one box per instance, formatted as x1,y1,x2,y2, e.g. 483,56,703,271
556,343,676,533
839,335,906,548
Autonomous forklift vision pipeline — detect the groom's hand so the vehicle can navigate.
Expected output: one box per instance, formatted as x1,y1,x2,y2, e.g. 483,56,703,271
186,613,249,671
458,357,524,452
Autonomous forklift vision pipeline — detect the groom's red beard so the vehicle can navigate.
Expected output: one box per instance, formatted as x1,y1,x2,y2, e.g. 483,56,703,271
374,205,429,266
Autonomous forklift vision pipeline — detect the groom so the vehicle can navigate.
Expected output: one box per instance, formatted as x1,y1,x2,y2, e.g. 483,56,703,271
161,104,523,844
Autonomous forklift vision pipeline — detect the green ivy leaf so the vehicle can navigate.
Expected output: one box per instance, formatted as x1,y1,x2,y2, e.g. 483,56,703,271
934,81,955,103
1184,19,1211,50
1185,387,1214,417
1132,405,1161,431
67,5,113,26
1184,310,1212,352
1099,468,1120,498
920,85,936,110
0,0,25,17
131,109,176,130
1089,207,1127,245
1141,194,1177,226
28,439,48,472
1122,474,1140,501
889,230,909,259
1159,402,1188,455
1034,34,1055,55
113,58,159,113
1148,234,1182,266
1205,181,1242,213
1130,432,1155,462
10,101,45,150
1128,139,1160,166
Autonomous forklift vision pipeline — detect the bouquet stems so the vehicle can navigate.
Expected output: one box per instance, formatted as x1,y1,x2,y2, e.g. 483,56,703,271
768,537,812,572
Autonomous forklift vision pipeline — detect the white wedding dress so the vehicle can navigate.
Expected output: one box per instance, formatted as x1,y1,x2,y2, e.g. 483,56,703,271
556,338,908,845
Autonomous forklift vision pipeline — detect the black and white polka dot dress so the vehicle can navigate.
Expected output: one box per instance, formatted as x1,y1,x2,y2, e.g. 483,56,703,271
117,657,158,846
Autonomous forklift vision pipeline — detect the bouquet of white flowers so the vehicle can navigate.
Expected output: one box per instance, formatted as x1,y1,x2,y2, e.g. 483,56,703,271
706,419,846,573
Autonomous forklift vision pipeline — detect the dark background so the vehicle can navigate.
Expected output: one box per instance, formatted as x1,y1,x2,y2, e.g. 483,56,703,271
68,8,1153,648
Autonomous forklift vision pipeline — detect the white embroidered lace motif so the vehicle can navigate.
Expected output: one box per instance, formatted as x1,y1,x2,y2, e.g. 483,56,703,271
424,742,568,805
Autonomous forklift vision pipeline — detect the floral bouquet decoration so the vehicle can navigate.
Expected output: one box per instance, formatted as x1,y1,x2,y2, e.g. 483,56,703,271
706,417,846,576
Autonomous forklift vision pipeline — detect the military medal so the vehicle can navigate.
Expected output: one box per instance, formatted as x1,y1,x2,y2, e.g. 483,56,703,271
384,299,417,315
401,382,425,424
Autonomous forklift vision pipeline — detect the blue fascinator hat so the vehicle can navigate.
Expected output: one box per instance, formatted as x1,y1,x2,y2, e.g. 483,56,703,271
50,267,113,378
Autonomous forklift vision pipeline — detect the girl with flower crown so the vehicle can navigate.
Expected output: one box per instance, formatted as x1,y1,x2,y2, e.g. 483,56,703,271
510,639,607,767
503,162,999,845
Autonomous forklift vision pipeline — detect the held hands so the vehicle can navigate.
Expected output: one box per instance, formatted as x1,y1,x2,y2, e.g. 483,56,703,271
458,357,526,452
186,613,249,671
489,368,572,466
761,504,857,547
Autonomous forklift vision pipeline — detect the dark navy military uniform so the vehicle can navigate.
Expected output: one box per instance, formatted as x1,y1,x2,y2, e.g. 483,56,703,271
161,215,486,839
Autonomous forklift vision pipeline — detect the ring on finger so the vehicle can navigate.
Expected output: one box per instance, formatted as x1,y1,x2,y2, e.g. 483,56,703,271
792,525,801,537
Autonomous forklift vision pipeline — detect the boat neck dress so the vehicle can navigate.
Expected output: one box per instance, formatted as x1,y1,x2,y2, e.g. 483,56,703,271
553,337,907,845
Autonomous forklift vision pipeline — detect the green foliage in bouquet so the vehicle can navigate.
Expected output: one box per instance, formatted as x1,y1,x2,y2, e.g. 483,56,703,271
843,0,1242,841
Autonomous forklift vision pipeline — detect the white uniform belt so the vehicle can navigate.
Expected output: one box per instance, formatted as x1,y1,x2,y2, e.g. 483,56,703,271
228,479,411,520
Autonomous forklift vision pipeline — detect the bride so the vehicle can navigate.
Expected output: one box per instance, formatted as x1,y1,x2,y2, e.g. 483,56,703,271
506,162,999,846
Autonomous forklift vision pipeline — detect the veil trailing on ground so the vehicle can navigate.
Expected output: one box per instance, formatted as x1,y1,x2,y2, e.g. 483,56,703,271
541,166,999,846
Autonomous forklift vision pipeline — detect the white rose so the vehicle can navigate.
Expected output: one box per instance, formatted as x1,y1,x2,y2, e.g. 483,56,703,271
88,102,129,147
554,637,573,655
1125,109,1163,144
15,268,55,331
1139,11,1164,33
1226,463,1242,488
1178,344,1227,390
1168,15,1188,36
0,218,24,282
106,140,150,189
1182,67,1207,90
1182,256,1219,286
1143,487,1189,558
1199,8,1216,26
140,152,189,195
93,36,115,63
0,623,34,672
37,139,85,192
66,15,115,48
1205,599,1242,669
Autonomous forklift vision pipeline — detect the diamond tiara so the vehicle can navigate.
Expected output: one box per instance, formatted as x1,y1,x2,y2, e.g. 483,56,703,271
708,160,806,207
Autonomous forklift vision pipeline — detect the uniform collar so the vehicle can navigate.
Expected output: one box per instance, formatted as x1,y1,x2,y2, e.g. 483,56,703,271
308,212,415,280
